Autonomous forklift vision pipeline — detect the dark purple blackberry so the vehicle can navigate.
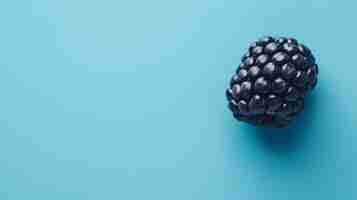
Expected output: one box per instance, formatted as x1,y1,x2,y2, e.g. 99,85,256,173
226,36,318,127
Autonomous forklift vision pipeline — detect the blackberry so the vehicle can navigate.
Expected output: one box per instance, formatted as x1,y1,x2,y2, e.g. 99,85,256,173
226,36,318,127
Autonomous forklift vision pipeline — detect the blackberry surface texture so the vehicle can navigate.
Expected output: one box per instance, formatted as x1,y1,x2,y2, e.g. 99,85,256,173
226,36,318,127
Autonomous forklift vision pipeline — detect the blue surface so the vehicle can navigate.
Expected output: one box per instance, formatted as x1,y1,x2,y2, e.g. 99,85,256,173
1,0,357,199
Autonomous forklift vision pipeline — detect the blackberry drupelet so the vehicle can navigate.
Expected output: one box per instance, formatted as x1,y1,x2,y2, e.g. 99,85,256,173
226,36,318,127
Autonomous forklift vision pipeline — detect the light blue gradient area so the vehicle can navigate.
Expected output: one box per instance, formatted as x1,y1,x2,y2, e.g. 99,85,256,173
0,0,356,199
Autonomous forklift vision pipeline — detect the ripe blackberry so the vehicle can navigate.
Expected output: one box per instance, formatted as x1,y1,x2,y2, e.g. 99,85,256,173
226,36,318,127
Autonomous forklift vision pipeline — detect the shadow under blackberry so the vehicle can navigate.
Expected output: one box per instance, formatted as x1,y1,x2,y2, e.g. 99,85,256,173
241,86,321,155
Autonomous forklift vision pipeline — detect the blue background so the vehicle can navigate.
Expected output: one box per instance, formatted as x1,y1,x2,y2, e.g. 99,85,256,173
1,0,356,199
